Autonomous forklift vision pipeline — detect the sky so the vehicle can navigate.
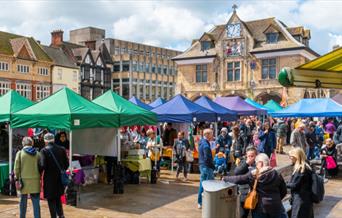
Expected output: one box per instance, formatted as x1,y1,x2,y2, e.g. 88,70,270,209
0,0,341,55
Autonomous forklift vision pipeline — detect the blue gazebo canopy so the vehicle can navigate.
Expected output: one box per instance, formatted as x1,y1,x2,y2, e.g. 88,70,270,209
269,98,342,117
245,98,270,111
152,94,217,123
129,96,153,110
149,97,166,108
194,96,237,121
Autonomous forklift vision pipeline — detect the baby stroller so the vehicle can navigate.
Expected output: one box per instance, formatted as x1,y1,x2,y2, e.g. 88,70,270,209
214,151,227,178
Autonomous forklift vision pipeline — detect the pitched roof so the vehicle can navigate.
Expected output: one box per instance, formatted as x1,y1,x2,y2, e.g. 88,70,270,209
243,18,303,53
10,37,37,60
0,31,51,62
42,45,78,69
71,47,90,63
287,26,304,36
98,42,113,64
174,16,316,60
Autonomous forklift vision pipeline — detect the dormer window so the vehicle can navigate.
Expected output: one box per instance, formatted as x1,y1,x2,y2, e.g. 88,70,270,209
293,35,302,43
266,33,279,43
201,41,214,51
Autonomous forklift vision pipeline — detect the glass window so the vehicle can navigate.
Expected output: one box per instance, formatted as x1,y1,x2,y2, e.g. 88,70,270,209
122,61,130,71
36,85,50,101
0,80,10,96
17,64,30,73
196,64,208,83
227,62,240,81
261,58,277,79
113,62,120,72
81,86,91,100
201,41,213,51
0,62,9,71
266,33,279,43
16,83,32,100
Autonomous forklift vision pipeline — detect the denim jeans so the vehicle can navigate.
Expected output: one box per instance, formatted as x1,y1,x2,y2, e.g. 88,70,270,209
197,165,214,205
20,193,41,218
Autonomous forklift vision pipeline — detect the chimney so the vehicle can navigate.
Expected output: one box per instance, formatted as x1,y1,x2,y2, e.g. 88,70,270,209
51,30,64,47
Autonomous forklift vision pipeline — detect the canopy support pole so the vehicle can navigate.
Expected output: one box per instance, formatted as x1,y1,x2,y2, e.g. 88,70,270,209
214,122,218,138
8,124,13,195
69,131,73,172
117,129,121,162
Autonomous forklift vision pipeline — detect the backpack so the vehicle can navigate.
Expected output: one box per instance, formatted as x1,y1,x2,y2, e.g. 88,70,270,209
311,171,325,203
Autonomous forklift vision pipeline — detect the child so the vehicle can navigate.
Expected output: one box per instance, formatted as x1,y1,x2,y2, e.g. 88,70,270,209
214,151,227,176
321,138,338,177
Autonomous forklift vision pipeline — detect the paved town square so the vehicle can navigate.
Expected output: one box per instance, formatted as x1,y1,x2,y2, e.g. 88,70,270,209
0,1,342,218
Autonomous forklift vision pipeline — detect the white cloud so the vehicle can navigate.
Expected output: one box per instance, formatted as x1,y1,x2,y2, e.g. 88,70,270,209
113,6,205,48
328,33,342,49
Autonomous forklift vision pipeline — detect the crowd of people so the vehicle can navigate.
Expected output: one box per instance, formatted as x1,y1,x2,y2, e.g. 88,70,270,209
8,116,342,218
197,116,342,218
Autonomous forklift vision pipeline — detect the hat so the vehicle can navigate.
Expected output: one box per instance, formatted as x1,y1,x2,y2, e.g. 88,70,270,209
221,127,228,133
44,133,55,143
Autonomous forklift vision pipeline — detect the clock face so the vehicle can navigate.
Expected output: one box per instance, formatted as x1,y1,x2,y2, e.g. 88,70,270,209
227,23,241,38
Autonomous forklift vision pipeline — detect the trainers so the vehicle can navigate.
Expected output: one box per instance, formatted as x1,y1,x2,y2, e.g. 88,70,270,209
197,204,202,209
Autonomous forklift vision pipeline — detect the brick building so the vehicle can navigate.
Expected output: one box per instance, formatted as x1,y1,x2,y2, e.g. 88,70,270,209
49,29,112,100
68,27,181,101
173,6,331,104
0,31,53,101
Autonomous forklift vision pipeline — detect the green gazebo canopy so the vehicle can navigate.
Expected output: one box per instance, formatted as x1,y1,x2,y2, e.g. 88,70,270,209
11,88,120,130
0,90,34,123
264,100,283,112
93,90,157,126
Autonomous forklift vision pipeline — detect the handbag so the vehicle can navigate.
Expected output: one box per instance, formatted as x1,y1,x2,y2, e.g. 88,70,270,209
270,151,277,168
185,150,194,162
15,151,24,191
47,149,70,188
326,156,337,170
244,170,259,210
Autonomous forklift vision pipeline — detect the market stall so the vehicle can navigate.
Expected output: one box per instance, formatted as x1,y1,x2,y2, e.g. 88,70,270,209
93,90,158,184
149,97,166,108
245,98,270,111
129,96,153,110
0,90,34,193
269,98,342,117
11,88,120,191
278,47,342,89
215,96,266,116
152,94,218,172
263,100,283,112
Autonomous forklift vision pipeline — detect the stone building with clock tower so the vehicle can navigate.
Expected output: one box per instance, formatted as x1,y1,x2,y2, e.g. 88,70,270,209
173,5,333,105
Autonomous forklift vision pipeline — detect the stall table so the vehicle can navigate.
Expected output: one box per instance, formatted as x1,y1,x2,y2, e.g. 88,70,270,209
0,162,9,192
121,158,151,183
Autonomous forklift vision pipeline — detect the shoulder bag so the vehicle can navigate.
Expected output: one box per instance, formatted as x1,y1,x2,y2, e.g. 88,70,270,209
47,149,70,188
244,170,259,210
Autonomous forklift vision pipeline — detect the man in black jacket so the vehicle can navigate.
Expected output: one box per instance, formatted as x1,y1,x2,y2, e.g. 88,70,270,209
40,133,69,218
234,146,257,218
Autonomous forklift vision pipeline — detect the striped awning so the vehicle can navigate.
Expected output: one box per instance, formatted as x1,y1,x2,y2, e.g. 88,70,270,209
278,47,342,89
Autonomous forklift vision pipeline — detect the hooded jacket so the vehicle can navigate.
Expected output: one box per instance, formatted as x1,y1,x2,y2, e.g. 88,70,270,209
14,146,41,194
224,167,287,215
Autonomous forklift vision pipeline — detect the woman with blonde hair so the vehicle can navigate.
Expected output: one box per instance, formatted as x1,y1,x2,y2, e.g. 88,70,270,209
287,147,314,218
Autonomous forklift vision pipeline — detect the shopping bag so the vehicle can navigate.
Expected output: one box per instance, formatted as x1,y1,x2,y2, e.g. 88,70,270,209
185,151,194,162
270,152,277,168
326,156,337,170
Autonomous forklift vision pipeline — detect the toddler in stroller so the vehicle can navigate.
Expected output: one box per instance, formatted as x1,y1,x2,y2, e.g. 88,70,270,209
214,151,227,177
